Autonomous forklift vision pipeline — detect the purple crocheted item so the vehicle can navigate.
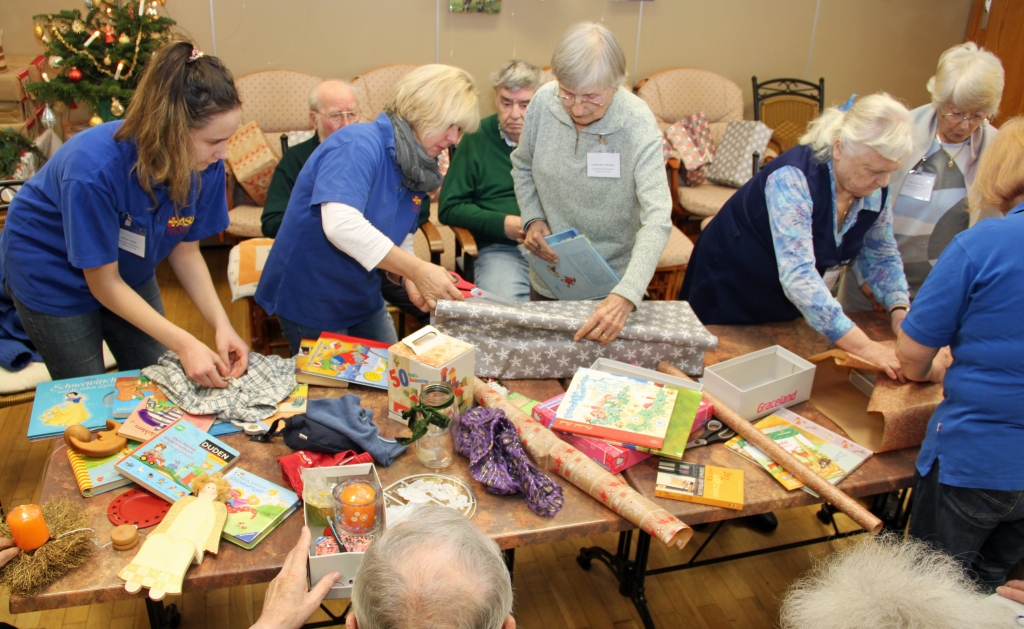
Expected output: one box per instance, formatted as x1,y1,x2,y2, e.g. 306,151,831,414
454,407,564,517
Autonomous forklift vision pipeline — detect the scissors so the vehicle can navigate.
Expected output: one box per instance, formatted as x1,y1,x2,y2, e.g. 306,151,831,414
685,419,736,449
448,271,512,305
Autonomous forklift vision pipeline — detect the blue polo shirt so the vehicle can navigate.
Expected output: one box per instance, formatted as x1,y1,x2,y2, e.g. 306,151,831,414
0,121,229,316
902,202,1024,491
255,113,423,330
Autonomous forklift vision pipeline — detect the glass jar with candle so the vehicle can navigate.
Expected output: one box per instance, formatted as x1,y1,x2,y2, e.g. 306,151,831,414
333,478,381,536
414,382,457,469
301,468,336,528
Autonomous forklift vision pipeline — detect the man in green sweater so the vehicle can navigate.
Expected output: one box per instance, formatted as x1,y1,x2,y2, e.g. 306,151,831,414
439,60,545,302
260,79,359,238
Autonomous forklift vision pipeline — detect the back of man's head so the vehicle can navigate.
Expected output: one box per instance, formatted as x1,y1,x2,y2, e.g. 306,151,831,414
351,505,513,629
779,532,1015,629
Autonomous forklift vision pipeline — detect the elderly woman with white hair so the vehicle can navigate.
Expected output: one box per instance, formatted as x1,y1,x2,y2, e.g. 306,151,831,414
839,42,1005,312
680,94,914,379
511,22,672,345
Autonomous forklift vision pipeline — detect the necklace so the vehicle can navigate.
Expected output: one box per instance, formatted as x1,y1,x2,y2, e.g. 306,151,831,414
938,134,968,169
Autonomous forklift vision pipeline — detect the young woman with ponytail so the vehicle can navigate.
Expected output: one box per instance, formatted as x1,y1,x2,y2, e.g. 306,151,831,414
0,38,249,388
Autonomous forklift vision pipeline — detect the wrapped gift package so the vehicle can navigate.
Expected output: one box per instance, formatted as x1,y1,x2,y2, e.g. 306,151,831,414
226,121,278,205
701,345,815,420
387,326,475,424
807,350,943,452
433,300,717,379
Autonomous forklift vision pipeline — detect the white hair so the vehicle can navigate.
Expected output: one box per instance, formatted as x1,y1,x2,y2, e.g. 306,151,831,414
779,533,1015,629
928,42,1004,117
492,59,545,94
800,92,913,164
550,21,626,92
351,504,513,629
308,79,354,112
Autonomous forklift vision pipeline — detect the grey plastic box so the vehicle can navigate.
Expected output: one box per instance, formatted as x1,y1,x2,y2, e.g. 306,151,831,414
702,346,815,420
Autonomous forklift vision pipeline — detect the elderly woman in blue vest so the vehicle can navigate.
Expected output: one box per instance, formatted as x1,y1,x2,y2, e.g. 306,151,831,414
255,65,476,354
897,118,1024,590
0,39,249,388
839,43,1004,312
511,22,672,345
680,94,914,380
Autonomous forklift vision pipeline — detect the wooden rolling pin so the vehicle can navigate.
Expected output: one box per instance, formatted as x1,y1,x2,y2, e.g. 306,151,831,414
657,361,883,534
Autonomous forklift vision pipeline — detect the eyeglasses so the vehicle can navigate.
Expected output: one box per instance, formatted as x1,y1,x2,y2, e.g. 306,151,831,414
317,110,360,124
940,108,989,125
556,87,607,110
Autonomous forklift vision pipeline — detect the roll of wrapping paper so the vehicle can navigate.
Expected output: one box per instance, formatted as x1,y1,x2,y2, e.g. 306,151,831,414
473,379,693,549
655,362,883,534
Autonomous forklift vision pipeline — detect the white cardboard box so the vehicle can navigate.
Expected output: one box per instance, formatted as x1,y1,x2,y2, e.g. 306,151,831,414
387,325,475,425
303,463,384,600
702,346,815,420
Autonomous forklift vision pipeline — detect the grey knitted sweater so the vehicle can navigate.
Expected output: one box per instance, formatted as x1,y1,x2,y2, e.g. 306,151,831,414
511,81,672,306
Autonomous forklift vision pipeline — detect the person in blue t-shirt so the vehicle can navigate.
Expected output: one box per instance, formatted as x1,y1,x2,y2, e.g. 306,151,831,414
897,117,1024,590
0,38,249,389
255,65,476,353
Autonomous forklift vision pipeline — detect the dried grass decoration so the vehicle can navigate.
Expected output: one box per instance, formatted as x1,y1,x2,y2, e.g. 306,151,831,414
0,498,94,595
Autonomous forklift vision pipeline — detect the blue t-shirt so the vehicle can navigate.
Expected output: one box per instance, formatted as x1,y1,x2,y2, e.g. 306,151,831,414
0,121,229,316
901,203,1024,491
255,113,423,330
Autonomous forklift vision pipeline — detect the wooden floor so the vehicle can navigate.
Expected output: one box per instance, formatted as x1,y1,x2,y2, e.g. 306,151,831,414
0,245,864,629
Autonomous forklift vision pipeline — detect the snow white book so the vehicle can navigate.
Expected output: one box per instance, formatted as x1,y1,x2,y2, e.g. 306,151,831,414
27,369,140,441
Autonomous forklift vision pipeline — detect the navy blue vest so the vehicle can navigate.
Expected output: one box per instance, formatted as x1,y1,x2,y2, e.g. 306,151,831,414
679,145,888,325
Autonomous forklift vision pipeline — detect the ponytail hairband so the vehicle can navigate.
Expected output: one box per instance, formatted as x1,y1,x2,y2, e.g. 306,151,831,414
187,47,204,63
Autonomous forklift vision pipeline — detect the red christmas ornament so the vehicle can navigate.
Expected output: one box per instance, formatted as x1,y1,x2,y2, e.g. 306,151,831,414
68,68,83,83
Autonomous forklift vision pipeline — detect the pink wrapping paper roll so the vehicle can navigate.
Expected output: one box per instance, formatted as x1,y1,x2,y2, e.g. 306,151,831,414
474,379,693,549
656,362,883,535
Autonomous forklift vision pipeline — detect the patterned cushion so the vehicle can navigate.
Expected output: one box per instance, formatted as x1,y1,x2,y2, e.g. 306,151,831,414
227,238,274,302
227,121,278,206
351,64,420,122
236,70,322,133
635,69,744,128
676,183,737,218
226,205,265,239
657,225,694,267
706,121,773,188
701,215,715,231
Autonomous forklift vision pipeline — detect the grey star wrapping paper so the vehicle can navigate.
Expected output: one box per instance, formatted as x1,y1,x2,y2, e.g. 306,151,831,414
433,300,717,379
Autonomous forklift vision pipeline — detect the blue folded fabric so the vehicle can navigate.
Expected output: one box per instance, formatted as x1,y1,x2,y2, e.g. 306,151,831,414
0,338,38,371
0,281,41,371
302,396,408,466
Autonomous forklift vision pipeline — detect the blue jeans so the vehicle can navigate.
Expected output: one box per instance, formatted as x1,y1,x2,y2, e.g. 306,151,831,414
278,304,398,356
10,276,169,380
909,460,1024,590
473,244,531,303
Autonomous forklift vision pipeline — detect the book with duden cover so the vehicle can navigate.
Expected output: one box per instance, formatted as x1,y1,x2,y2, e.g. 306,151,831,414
724,407,872,496
117,390,216,442
112,375,160,419
300,332,390,389
221,467,300,549
553,369,677,449
519,228,620,301
28,369,140,441
115,419,240,503
67,440,142,497
655,461,745,510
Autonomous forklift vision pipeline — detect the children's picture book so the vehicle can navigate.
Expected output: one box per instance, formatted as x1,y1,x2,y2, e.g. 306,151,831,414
635,385,704,460
67,440,142,497
519,228,620,301
553,369,677,449
266,384,308,422
295,338,348,389
221,467,300,549
112,375,161,419
115,419,240,503
724,407,872,496
117,390,215,443
28,369,140,441
655,461,744,510
300,332,389,389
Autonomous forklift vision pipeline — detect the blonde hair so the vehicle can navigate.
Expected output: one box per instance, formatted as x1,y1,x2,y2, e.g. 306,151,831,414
191,472,233,501
114,37,240,209
551,21,626,92
800,93,913,164
383,65,479,138
928,42,1004,117
967,116,1024,215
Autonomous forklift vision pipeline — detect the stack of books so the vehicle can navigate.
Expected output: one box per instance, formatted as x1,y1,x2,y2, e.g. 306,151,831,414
296,333,389,389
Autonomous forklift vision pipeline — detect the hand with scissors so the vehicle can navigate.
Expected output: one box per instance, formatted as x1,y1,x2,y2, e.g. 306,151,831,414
447,271,513,305
685,419,737,449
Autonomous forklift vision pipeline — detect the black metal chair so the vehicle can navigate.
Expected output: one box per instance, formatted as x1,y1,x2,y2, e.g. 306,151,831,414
752,77,825,155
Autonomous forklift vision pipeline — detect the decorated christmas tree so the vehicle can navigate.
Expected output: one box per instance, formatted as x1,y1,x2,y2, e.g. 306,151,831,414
26,0,176,127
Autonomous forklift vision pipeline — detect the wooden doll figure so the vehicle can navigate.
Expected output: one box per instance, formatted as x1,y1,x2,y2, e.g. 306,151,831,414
118,473,231,600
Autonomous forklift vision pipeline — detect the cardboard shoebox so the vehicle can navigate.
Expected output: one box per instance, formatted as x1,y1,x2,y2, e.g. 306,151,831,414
701,345,815,421
387,326,474,425
303,463,384,600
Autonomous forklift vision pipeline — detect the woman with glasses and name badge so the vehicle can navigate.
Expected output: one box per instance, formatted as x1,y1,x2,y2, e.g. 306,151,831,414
511,21,671,345
838,42,1005,313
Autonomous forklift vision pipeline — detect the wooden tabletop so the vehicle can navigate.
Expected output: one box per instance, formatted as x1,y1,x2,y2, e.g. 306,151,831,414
622,312,920,525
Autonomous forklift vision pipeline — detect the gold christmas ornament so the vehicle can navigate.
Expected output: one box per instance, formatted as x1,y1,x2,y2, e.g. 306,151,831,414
72,19,86,33
34,25,45,40
118,33,130,45
89,114,103,127
110,97,124,117
103,55,111,66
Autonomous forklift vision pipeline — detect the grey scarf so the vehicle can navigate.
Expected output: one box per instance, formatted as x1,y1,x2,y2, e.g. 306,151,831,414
387,113,443,192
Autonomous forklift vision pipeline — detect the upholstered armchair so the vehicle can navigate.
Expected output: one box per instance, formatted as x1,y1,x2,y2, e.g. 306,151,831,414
350,63,420,122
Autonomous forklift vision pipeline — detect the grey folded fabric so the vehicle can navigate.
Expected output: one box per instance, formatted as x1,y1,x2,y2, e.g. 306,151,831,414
299,396,408,466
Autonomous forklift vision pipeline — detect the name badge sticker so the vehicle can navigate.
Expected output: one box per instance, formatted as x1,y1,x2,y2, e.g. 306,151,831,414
118,213,146,257
901,172,936,202
587,152,620,178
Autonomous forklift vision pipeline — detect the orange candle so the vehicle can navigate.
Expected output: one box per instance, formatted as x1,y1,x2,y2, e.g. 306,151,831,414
334,480,379,535
7,504,50,551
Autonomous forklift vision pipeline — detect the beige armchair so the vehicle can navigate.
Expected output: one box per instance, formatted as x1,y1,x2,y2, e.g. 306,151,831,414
350,63,420,122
